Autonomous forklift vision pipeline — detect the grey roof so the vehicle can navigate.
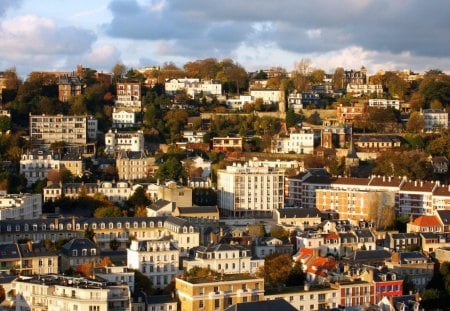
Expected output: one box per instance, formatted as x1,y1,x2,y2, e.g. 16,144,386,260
437,210,450,225
196,244,250,253
146,295,177,305
354,229,375,238
391,233,419,239
398,251,428,262
277,208,321,218
18,242,56,258
351,250,391,261
165,215,188,227
177,206,219,214
148,199,172,211
0,244,20,260
61,238,99,256
224,300,297,311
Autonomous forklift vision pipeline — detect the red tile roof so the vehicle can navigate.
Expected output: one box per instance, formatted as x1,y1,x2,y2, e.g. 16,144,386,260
412,215,441,227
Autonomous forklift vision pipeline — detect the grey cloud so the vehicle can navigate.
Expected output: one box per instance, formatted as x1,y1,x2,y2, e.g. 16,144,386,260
0,0,22,16
105,0,450,60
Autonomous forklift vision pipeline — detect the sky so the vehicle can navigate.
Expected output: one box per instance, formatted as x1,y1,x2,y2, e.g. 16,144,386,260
1,0,450,78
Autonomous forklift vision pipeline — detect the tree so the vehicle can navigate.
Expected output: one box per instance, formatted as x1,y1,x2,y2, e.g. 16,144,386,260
127,187,150,207
0,116,10,133
98,256,113,267
332,67,345,90
285,109,303,127
135,270,156,295
258,253,293,290
155,157,186,182
112,63,127,81
309,69,325,84
406,111,424,133
76,261,94,277
84,227,95,241
93,206,122,218
247,224,266,238
270,225,289,241
286,261,306,286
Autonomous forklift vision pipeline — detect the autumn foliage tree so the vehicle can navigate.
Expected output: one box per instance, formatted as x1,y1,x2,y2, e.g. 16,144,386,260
257,253,293,291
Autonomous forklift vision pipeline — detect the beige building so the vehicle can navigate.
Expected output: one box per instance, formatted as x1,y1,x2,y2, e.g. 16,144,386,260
176,274,264,311
57,75,83,102
14,275,130,311
29,114,97,144
117,151,156,181
158,181,193,208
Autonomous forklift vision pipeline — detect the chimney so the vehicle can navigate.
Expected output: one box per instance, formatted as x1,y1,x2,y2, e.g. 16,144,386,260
414,180,417,187
27,240,33,252
420,181,423,187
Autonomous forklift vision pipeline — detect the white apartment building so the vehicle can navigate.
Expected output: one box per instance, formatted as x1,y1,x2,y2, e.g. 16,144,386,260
421,109,448,132
346,84,383,97
29,114,98,144
127,238,180,289
182,130,207,143
112,108,138,128
183,244,263,275
226,95,253,110
105,129,145,154
94,266,135,293
217,162,285,217
20,151,60,186
250,89,283,104
14,275,130,311
272,130,314,154
0,193,42,220
368,99,401,110
165,78,222,97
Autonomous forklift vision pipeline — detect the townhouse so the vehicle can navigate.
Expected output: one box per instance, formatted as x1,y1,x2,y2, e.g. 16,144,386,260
183,244,263,275
60,237,100,271
249,89,283,104
116,151,156,181
253,237,293,259
273,207,322,230
112,108,139,128
271,128,314,155
105,129,145,154
421,108,448,132
127,238,180,289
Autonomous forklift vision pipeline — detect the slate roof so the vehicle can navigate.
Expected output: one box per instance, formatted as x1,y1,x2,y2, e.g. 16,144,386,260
146,295,177,305
224,299,297,311
60,238,99,256
350,250,391,261
277,208,322,218
148,199,172,211
354,229,375,238
177,206,219,214
437,210,450,225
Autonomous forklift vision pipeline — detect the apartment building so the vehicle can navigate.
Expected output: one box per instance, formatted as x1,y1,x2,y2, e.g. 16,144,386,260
183,244,263,275
157,181,193,208
127,238,180,289
14,275,130,311
217,162,284,217
19,151,69,186
165,78,221,97
29,114,97,144
336,102,367,124
226,95,253,110
60,153,84,177
368,99,401,110
94,266,135,292
0,193,42,220
60,238,100,271
105,129,145,154
116,151,156,181
398,180,437,216
176,274,264,311
115,82,142,111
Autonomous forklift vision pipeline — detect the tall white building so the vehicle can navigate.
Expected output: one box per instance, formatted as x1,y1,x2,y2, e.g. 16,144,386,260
217,162,285,217
29,114,98,144
112,108,138,128
127,238,180,289
250,88,283,104
0,193,42,220
105,129,145,154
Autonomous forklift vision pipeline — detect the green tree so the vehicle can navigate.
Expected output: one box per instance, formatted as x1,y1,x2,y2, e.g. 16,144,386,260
112,63,127,81
286,262,306,286
285,109,303,127
84,228,95,242
134,270,156,295
270,225,289,241
155,157,186,182
0,116,10,133
126,186,151,208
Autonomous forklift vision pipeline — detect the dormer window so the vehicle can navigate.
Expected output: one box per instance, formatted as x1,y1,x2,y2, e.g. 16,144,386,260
109,223,114,229
72,250,78,256
82,249,87,256
91,249,96,256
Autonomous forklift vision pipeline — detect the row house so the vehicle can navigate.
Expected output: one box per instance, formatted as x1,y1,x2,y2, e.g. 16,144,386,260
0,193,42,220
112,108,139,128
183,244,263,275
0,241,58,275
105,129,145,154
386,251,434,292
360,268,403,303
44,181,134,203
14,275,130,311
287,91,320,111
273,207,322,230
419,232,450,254
355,134,402,152
217,162,284,217
127,238,180,289
332,281,375,308
271,129,314,155
384,232,420,251
29,114,97,144
117,150,157,181
176,274,264,311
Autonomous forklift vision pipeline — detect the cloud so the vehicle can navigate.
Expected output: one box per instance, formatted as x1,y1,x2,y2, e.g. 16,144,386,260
0,14,96,75
0,0,22,16
104,0,450,63
80,45,121,72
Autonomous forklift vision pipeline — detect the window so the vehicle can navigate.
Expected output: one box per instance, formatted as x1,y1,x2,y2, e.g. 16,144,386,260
199,300,204,308
215,299,220,309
